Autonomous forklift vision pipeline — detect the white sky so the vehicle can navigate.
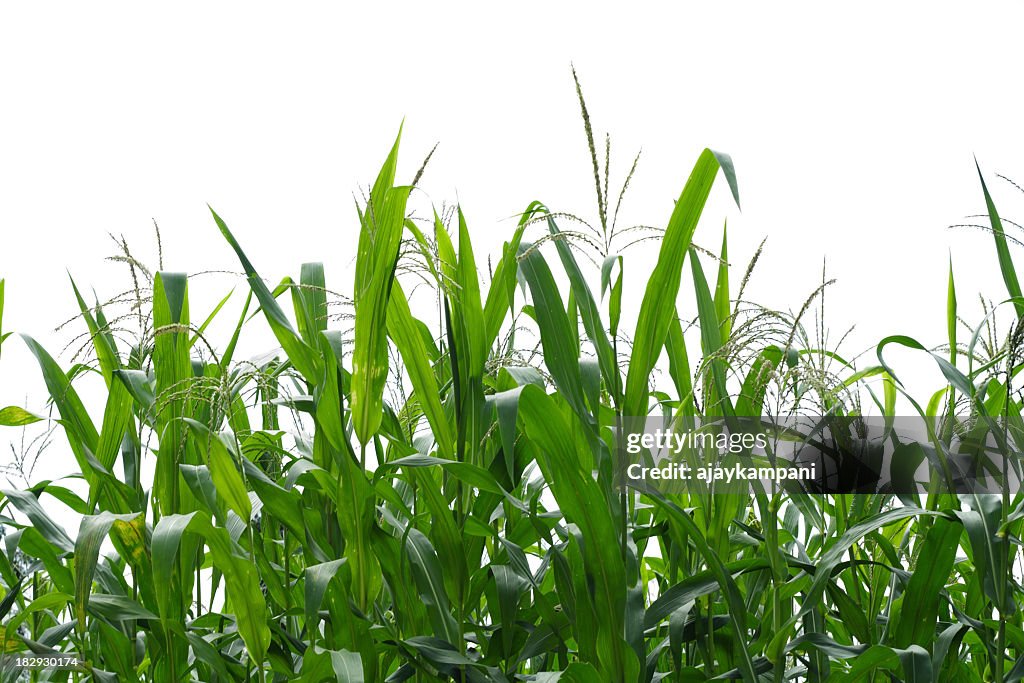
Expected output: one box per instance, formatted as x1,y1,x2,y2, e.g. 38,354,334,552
2,3,1024,487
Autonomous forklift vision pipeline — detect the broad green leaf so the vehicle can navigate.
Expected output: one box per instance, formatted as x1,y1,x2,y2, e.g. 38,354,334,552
302,646,364,683
624,148,738,418
74,512,140,637
87,594,158,622
482,203,538,347
976,161,1024,316
891,517,961,648
185,421,251,522
0,406,43,427
645,490,757,683
518,386,638,681
179,464,219,517
544,213,620,403
516,243,589,422
21,335,99,480
404,528,459,645
713,222,731,342
151,511,269,665
3,488,74,553
211,208,323,383
303,559,346,640
351,128,411,445
386,281,455,461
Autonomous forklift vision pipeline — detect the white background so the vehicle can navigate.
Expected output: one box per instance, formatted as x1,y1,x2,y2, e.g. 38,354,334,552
2,3,1024,483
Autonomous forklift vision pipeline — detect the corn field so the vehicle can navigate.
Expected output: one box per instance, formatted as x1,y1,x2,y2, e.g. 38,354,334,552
3,83,1024,682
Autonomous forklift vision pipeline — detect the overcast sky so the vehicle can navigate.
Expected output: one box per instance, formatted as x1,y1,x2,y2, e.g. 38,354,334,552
2,3,1024,480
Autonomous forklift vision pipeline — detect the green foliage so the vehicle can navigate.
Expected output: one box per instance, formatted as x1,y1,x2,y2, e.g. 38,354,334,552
2,94,1024,683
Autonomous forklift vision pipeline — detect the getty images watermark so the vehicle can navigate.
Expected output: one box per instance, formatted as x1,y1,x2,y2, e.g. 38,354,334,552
622,427,817,485
616,415,1024,495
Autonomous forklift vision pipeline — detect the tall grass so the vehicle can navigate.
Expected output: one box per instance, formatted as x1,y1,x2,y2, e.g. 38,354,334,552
1,85,1023,682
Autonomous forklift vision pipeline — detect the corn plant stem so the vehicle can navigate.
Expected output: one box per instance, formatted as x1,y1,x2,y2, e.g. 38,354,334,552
194,560,202,665
997,387,1011,683
31,572,38,683
611,322,629,563
167,629,177,683
768,493,783,683
283,529,292,627
710,594,718,672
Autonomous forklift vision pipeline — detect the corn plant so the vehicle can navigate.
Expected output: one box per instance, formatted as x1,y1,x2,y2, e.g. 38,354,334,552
2,84,1024,683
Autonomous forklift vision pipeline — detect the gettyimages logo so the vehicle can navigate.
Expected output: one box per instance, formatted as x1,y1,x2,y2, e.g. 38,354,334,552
624,429,768,455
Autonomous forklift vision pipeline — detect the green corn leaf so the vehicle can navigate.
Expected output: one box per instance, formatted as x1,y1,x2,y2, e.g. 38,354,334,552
351,129,411,446
624,148,738,418
151,511,195,639
151,271,195,516
0,406,43,427
383,454,506,495
516,243,589,422
544,213,620,403
240,459,310,545
315,331,347,453
404,528,459,645
0,579,21,622
798,506,941,621
185,421,251,523
455,208,486,378
189,287,234,352
87,594,158,622
558,663,605,683
405,465,468,612
736,346,783,417
644,490,758,683
301,646,364,683
877,335,975,399
186,633,241,682
714,221,731,342
645,558,770,627
21,335,99,479
94,373,133,474
947,256,957,365
17,526,74,594
664,314,696,418
211,208,323,384
690,247,735,420
114,369,155,413
518,386,637,681
386,281,455,461
74,512,141,636
891,517,962,648
488,385,524,484
5,591,71,636
304,558,347,638
69,278,120,385
489,564,529,659
297,262,328,344
179,464,219,517
956,493,1011,612
482,203,538,347
601,253,624,338
976,160,1024,317
221,289,252,369
151,511,269,666
3,488,74,553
